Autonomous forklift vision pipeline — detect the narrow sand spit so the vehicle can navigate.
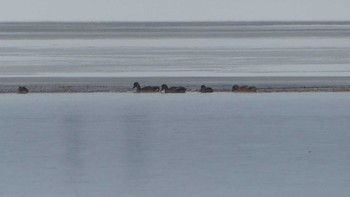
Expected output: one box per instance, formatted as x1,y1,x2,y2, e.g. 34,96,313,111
1,85,350,93
1,76,350,93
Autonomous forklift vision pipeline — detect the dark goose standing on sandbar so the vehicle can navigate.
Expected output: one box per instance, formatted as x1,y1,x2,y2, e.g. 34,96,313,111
160,84,186,93
132,82,160,93
199,85,214,93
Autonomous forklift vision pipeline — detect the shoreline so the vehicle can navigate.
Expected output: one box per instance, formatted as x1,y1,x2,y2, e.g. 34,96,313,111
1,76,350,93
2,86,350,94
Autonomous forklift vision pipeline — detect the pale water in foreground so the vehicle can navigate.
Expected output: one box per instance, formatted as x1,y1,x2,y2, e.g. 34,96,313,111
0,93,350,197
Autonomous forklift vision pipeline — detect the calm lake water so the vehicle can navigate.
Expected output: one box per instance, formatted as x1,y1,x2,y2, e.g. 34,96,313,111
1,93,350,197
1,21,350,77
1,22,350,196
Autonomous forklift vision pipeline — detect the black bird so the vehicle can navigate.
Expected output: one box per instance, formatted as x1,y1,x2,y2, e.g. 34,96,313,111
199,85,213,93
160,84,186,93
232,85,240,91
132,82,160,93
18,86,29,94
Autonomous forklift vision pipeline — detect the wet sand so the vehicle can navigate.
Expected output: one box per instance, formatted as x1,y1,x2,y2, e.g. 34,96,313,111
1,76,350,93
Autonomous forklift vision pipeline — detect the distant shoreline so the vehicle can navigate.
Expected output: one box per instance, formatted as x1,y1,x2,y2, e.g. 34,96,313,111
1,76,350,93
1,85,350,93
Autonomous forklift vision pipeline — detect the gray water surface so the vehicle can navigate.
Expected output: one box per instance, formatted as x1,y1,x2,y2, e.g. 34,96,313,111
1,93,350,197
1,22,350,77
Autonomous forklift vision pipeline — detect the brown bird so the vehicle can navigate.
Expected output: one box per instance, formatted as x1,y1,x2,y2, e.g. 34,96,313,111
232,85,257,92
161,84,186,93
199,85,214,93
132,82,160,93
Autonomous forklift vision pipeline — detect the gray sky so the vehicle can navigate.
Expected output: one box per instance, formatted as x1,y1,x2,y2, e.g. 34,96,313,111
1,0,350,21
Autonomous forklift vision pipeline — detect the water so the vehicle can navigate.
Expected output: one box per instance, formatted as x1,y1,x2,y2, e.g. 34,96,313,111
1,93,350,197
1,22,350,196
1,21,350,77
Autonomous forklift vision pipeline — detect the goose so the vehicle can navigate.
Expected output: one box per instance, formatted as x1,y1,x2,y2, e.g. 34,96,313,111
241,86,257,92
18,86,29,94
132,82,160,93
199,85,213,93
160,84,186,93
232,85,240,91
239,85,250,91
232,85,257,92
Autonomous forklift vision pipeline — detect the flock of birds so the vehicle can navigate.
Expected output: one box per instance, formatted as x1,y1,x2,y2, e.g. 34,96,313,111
133,82,257,93
15,82,257,94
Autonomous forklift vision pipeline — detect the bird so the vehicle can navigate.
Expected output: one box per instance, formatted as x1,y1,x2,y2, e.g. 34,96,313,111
132,82,160,93
18,86,29,94
247,86,257,92
232,85,240,92
160,84,186,93
199,85,213,93
232,85,257,92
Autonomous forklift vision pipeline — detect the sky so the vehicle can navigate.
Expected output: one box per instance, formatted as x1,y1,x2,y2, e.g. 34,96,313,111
1,0,350,21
